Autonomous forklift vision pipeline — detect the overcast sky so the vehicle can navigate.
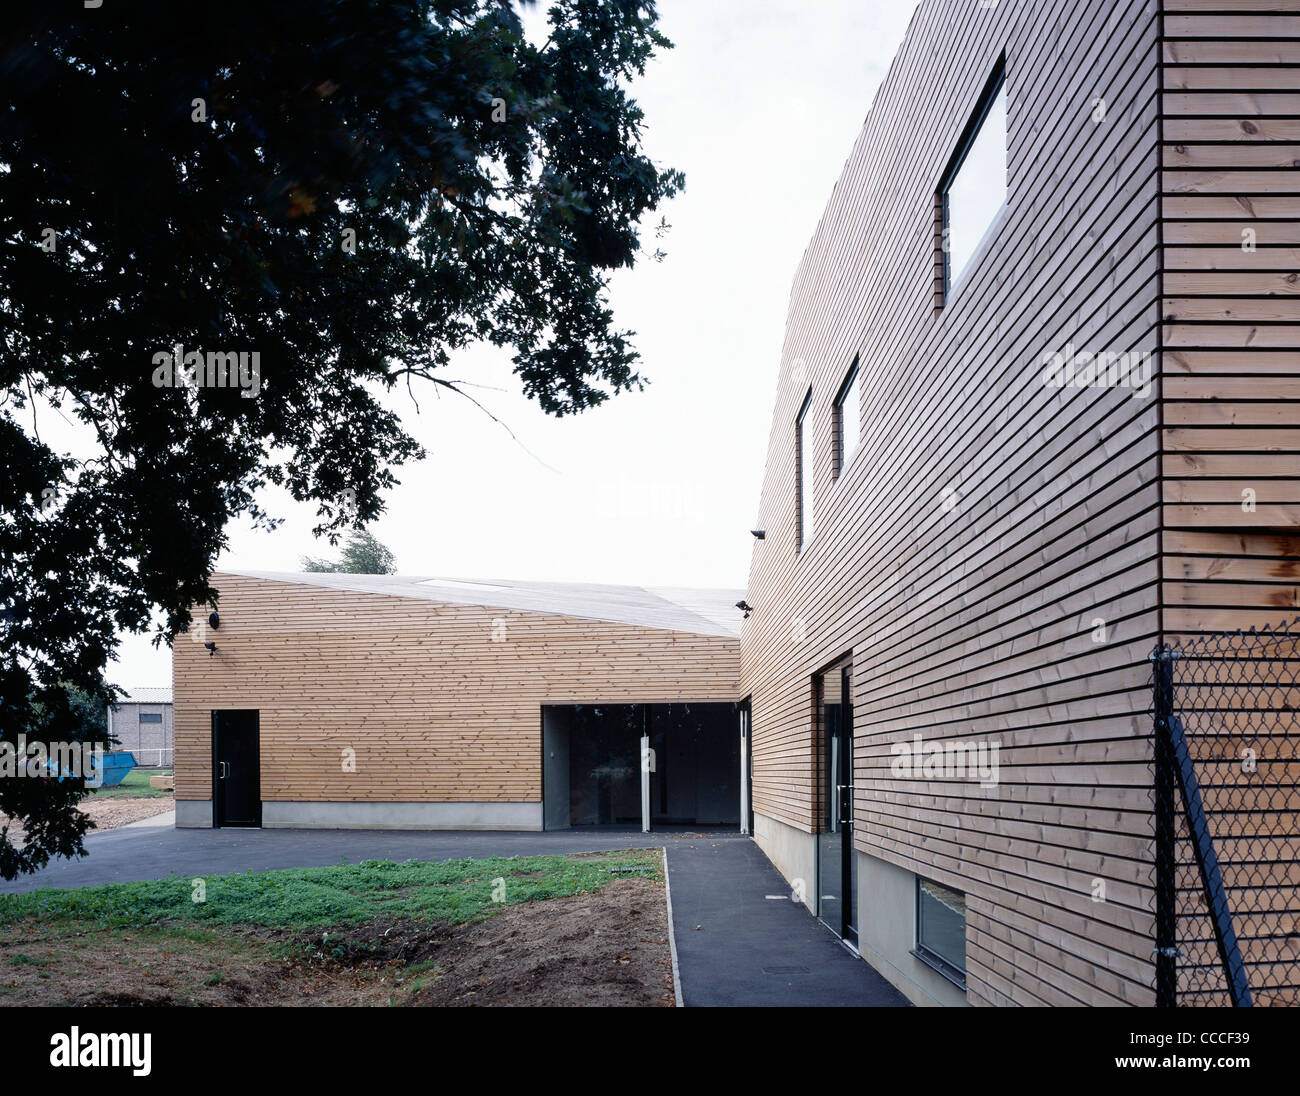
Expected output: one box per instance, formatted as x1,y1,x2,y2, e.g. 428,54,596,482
108,0,920,688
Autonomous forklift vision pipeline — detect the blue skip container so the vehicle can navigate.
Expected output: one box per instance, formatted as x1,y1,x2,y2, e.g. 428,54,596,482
92,751,137,788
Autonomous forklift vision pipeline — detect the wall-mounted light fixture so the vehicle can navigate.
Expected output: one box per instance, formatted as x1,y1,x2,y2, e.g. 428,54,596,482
204,641,217,657
735,600,753,619
750,530,766,540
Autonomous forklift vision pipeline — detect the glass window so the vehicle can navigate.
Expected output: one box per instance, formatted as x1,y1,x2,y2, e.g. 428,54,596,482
139,712,163,724
835,361,861,474
916,877,967,986
941,69,1007,291
796,390,814,548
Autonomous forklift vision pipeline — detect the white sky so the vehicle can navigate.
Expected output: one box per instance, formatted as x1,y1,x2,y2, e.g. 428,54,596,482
104,0,920,688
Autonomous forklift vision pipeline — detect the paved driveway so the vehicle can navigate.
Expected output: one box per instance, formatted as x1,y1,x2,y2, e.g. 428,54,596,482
0,818,670,894
0,821,906,1007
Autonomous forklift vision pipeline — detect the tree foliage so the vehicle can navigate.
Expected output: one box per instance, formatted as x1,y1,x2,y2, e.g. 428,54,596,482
302,529,397,575
0,0,681,875
0,684,109,879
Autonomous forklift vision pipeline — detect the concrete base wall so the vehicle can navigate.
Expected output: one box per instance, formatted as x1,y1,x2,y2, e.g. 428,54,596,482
175,799,212,828
753,811,816,911
175,799,544,830
261,801,544,831
855,850,969,1007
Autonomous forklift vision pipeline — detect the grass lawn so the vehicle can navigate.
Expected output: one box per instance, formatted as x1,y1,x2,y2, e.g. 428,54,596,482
89,768,174,800
0,850,670,1006
0,849,660,929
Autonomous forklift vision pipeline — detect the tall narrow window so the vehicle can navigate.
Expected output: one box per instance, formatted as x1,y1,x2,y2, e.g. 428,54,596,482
834,360,861,476
939,63,1007,293
796,389,814,549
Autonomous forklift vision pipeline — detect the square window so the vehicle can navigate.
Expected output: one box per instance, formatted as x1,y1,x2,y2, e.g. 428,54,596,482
834,361,861,475
915,877,967,988
939,64,1007,295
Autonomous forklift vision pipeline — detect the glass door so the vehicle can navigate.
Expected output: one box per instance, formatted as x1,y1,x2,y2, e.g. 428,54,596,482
817,662,856,944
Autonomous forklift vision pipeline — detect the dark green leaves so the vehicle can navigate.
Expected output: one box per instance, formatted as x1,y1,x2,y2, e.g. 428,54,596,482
0,0,680,875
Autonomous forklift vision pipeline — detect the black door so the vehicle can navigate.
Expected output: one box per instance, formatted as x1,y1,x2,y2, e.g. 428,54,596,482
212,710,261,827
740,698,754,835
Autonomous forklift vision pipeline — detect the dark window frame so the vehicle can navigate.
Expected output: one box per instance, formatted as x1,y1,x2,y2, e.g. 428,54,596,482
833,358,861,478
936,56,1007,301
795,387,814,551
912,875,968,991
139,712,163,724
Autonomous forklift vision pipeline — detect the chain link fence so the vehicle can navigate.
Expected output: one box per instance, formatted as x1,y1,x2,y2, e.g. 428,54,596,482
1152,619,1300,1007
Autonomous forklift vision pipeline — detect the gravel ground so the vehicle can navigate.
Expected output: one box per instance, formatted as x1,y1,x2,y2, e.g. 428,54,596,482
0,795,175,847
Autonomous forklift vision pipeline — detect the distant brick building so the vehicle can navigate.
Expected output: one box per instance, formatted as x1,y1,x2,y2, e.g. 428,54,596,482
108,688,173,768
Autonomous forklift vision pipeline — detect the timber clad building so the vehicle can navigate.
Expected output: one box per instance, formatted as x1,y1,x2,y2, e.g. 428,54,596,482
175,0,1300,1007
175,572,745,831
740,0,1300,1007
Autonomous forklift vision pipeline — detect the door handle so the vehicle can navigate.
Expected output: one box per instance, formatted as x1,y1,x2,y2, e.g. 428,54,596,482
218,761,229,780
837,783,854,826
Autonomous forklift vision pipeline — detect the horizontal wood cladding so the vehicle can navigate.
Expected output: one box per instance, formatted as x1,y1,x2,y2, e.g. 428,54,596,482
174,574,739,804
1160,1,1300,647
740,0,1162,1006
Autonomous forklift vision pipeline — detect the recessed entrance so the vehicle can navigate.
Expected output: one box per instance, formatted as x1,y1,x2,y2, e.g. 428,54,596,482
817,661,857,945
542,702,741,830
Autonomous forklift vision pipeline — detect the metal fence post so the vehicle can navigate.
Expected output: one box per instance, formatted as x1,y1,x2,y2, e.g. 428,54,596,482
1152,647,1177,1007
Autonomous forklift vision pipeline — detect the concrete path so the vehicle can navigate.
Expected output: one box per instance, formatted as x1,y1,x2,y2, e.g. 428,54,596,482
116,809,177,832
0,824,907,1007
665,835,909,1006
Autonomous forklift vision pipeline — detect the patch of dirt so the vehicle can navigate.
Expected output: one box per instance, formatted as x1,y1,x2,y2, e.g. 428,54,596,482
0,923,410,1007
0,876,675,1008
79,991,178,1007
289,920,453,968
410,876,674,1007
0,796,174,846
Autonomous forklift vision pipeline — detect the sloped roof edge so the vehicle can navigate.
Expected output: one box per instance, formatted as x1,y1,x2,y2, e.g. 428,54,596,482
215,570,745,639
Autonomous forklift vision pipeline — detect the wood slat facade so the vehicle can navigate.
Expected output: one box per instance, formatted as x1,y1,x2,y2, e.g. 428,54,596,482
1162,1,1300,639
740,0,1299,1007
1161,0,1300,1008
174,573,740,819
